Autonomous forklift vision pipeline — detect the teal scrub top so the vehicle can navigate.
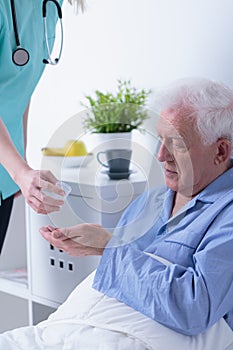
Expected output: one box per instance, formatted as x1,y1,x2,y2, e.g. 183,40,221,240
0,0,63,202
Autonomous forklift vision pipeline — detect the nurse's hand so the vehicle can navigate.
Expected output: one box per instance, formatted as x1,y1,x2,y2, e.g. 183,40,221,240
14,190,22,198
15,167,65,214
39,224,112,256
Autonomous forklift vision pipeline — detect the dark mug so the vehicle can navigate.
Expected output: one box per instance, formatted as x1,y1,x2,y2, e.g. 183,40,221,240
97,149,132,173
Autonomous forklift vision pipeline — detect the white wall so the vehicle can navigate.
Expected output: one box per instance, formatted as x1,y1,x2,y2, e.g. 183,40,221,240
3,0,233,331
28,0,233,167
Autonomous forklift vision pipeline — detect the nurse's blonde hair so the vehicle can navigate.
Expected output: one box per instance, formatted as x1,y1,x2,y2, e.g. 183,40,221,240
68,0,86,12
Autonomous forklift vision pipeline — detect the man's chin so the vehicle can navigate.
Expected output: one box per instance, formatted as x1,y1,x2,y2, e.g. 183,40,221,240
165,178,194,196
165,178,178,192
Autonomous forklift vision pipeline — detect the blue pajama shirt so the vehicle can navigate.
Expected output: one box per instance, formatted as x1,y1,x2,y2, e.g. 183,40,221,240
93,165,233,336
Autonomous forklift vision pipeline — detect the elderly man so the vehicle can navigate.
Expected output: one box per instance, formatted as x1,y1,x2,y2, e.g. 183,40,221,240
1,78,233,349
41,78,233,331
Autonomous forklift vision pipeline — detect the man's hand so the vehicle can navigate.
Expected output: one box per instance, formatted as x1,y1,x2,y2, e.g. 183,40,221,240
39,224,112,256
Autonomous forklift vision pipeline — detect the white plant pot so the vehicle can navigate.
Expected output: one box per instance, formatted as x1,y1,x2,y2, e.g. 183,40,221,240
85,132,132,154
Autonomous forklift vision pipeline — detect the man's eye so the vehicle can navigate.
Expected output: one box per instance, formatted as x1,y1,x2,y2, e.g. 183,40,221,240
173,142,187,151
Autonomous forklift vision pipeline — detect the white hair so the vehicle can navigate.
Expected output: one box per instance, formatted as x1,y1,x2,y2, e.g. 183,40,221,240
156,78,233,146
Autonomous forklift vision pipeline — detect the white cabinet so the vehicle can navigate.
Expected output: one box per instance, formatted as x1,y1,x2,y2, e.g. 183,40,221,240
0,168,147,332
0,196,56,332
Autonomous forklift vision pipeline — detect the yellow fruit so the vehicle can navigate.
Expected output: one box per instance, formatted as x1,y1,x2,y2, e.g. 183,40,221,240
41,147,65,156
41,140,88,157
64,140,88,157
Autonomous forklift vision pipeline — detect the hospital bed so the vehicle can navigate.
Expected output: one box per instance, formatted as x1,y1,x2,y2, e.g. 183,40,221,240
1,256,233,350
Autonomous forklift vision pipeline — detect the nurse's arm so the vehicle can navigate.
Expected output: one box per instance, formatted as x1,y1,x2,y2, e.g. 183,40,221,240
14,102,31,198
0,117,64,214
23,101,30,160
0,117,29,179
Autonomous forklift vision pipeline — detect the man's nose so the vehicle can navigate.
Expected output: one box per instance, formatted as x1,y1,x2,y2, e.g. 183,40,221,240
157,141,173,162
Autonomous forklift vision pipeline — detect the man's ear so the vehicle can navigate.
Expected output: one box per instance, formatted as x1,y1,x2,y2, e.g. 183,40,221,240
214,138,232,165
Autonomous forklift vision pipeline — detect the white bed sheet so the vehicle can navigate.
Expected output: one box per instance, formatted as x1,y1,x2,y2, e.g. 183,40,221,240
1,269,233,350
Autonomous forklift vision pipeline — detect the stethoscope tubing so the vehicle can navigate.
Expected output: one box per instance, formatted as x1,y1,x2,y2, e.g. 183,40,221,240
10,0,20,47
42,0,64,65
42,0,62,19
43,16,63,65
10,0,30,66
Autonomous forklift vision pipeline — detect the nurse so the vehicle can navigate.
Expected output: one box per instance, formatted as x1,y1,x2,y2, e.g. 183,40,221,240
0,0,85,253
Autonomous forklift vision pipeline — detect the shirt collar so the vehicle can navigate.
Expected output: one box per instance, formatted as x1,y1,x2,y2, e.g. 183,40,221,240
163,162,233,223
196,163,233,204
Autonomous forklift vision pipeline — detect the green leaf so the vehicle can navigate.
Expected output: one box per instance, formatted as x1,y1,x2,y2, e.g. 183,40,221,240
82,80,151,133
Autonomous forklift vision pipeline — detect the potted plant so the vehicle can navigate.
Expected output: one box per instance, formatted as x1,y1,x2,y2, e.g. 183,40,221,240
81,80,151,151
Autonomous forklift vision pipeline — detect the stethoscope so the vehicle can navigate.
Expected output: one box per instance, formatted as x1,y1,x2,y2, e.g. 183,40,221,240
10,0,63,66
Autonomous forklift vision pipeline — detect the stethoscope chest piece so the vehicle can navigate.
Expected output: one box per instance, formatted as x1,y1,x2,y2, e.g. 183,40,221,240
12,47,30,66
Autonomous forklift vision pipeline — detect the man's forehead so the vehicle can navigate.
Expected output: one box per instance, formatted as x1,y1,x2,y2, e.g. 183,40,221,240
160,108,184,124
156,109,193,138
157,111,183,136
